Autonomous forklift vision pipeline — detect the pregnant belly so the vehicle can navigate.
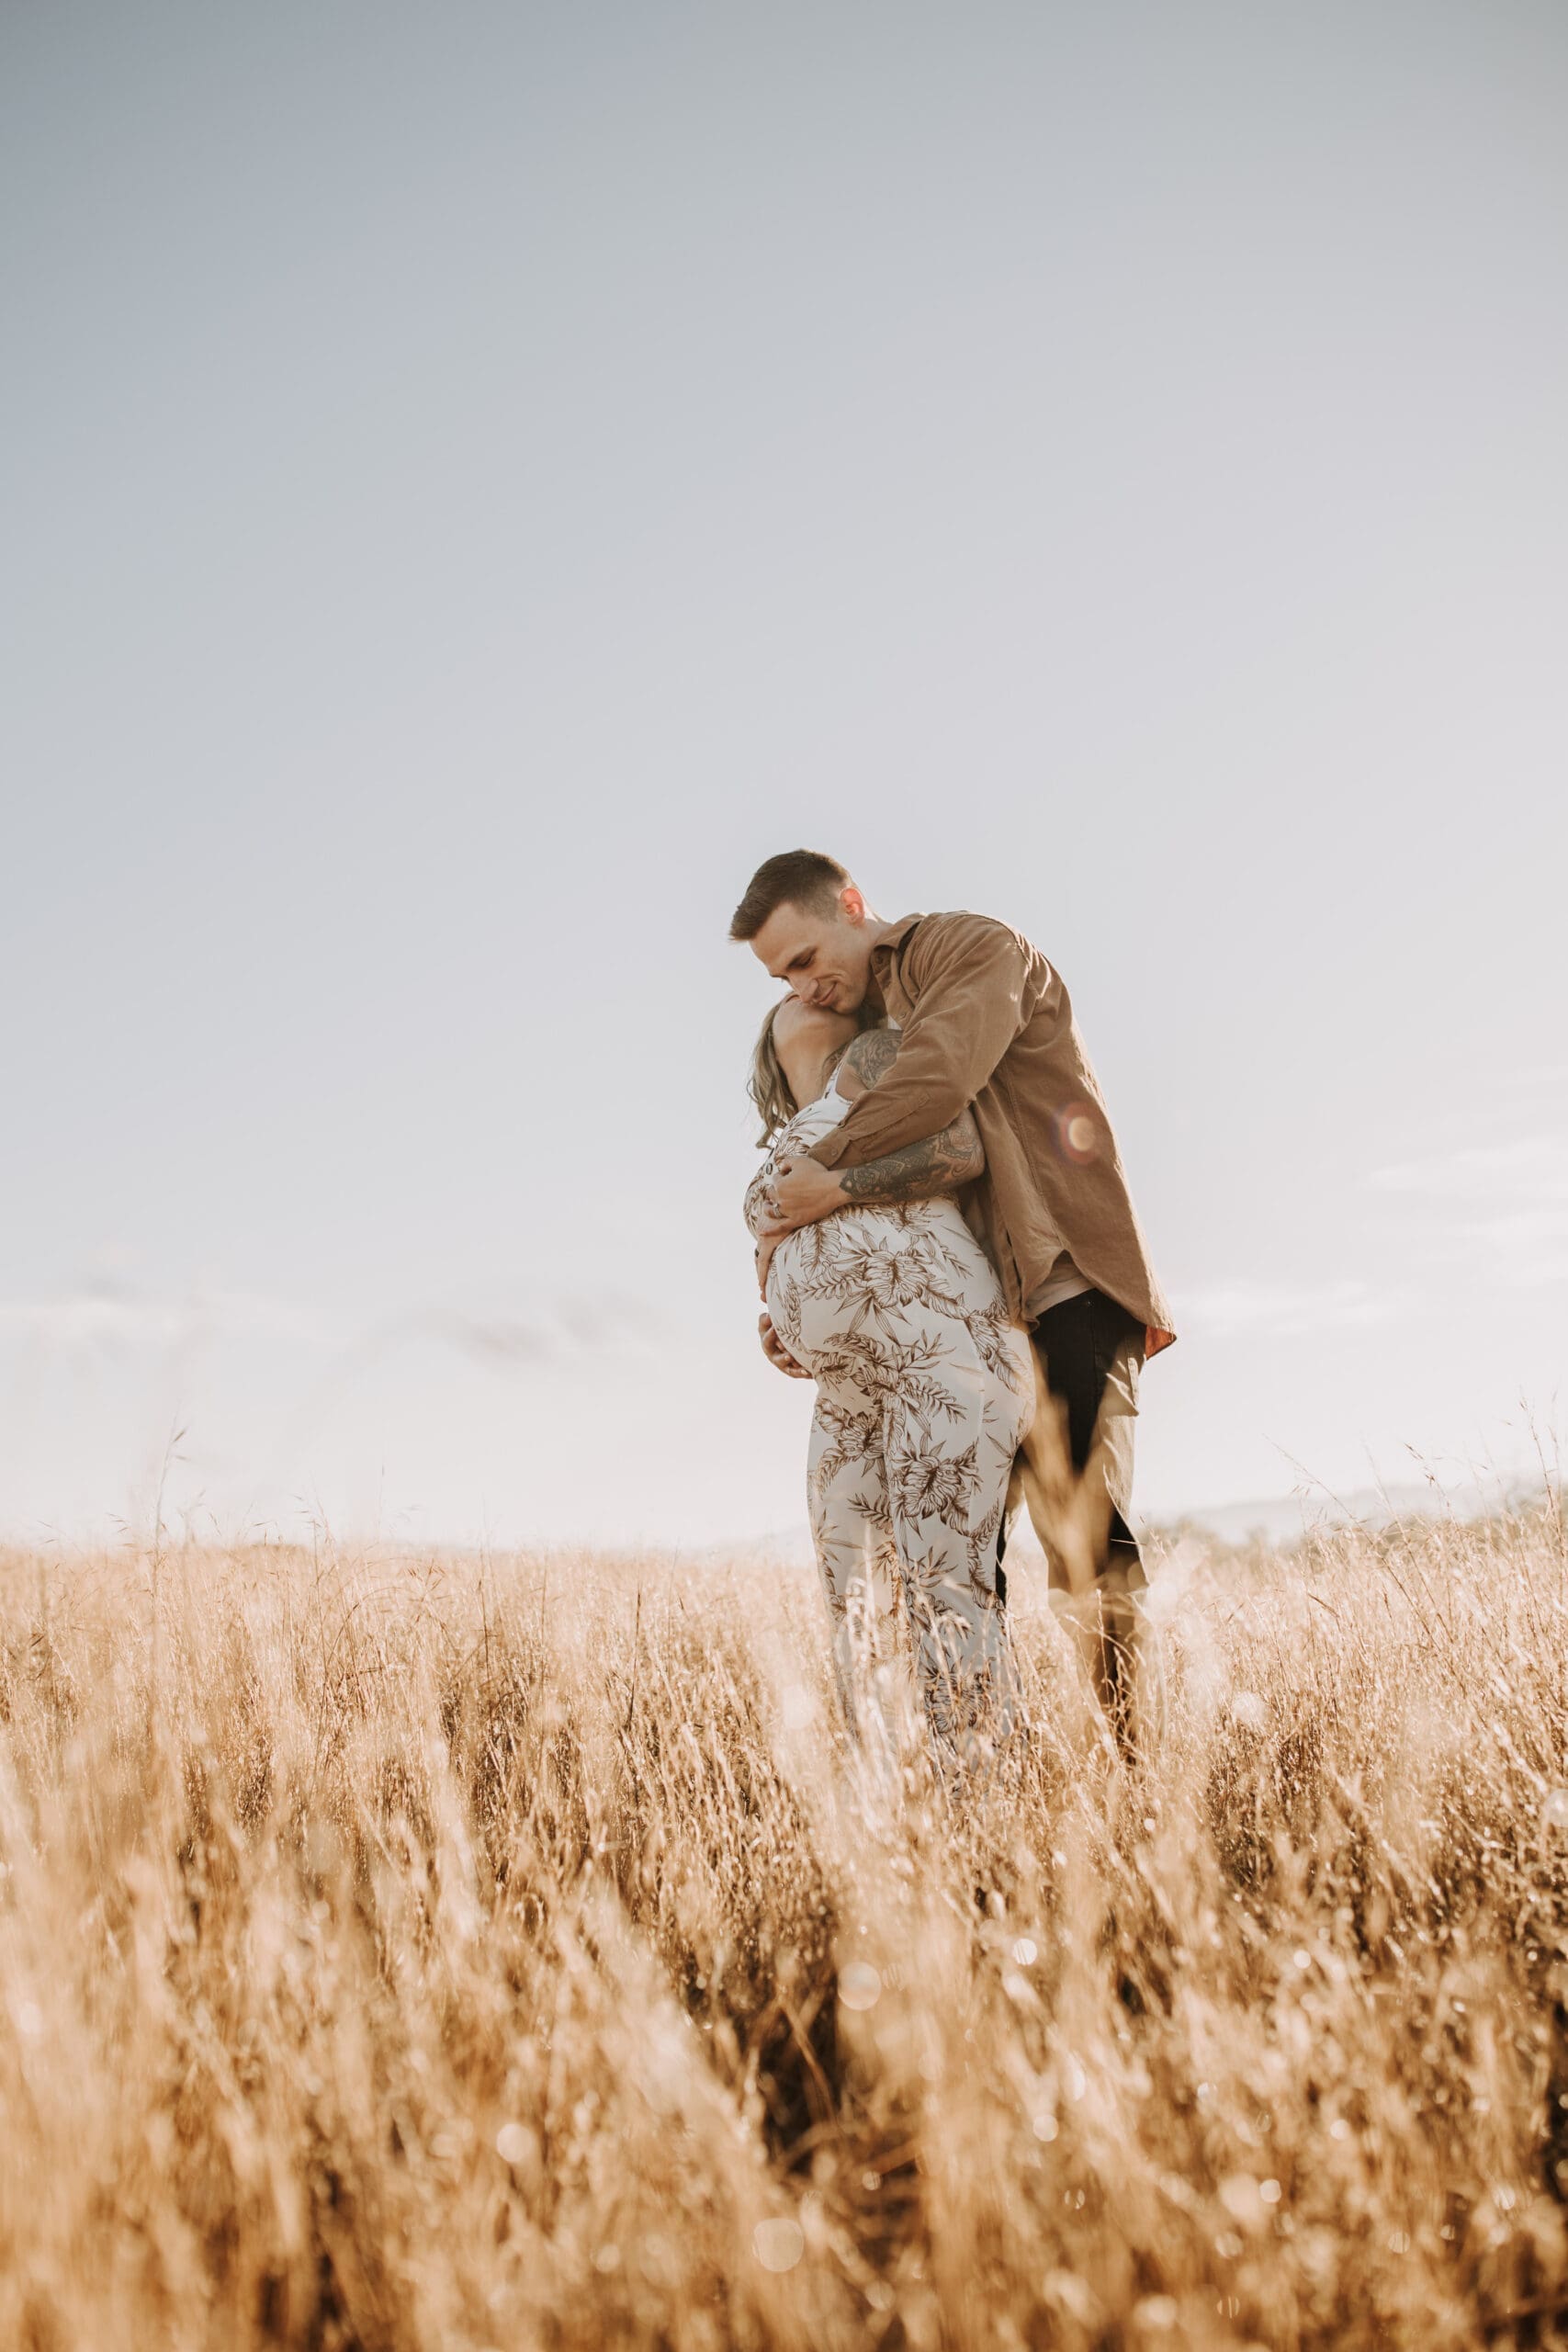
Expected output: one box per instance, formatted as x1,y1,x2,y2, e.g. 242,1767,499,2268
765,1204,1001,1373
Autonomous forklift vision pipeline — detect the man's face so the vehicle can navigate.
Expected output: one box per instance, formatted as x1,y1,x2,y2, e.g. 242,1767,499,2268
750,889,876,1015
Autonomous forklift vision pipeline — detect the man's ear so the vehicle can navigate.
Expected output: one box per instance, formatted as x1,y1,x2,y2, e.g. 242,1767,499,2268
840,885,866,924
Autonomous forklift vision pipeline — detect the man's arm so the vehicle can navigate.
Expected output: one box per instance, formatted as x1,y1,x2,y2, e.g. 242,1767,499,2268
755,1025,985,1275
807,913,1032,1172
830,1029,984,1205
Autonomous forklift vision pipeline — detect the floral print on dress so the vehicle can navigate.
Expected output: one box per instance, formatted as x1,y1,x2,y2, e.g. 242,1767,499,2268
746,1080,1034,1765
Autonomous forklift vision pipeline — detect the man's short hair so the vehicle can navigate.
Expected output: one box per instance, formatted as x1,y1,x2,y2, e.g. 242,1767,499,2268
729,850,850,942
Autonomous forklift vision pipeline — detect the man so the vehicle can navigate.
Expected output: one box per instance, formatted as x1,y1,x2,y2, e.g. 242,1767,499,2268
732,847,1174,1745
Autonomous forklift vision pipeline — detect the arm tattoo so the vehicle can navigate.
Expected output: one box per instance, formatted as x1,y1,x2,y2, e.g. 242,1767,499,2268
837,1113,984,1204
839,1027,900,1087
832,1026,983,1204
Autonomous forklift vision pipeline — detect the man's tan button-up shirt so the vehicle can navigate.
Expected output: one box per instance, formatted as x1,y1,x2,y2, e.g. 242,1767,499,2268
807,911,1175,1349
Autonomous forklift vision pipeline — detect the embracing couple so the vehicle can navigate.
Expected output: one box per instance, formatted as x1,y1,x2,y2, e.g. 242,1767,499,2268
734,849,1174,1777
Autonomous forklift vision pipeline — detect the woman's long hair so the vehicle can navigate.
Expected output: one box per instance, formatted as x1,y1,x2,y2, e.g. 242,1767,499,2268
749,1001,883,1147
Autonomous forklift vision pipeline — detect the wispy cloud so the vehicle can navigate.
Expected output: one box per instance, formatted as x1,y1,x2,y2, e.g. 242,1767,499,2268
0,1282,657,1367
1369,1136,1568,1202
1178,1279,1399,1340
343,1299,660,1371
1369,1135,1568,1285
0,1283,338,1351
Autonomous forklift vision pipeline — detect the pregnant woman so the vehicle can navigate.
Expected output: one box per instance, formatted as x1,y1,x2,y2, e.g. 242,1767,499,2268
744,993,1034,1772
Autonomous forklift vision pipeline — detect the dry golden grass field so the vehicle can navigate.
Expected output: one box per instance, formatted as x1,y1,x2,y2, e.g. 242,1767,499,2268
4,1499,1568,2350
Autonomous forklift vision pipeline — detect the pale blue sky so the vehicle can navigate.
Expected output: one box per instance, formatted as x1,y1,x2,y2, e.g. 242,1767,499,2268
4,1,1565,1546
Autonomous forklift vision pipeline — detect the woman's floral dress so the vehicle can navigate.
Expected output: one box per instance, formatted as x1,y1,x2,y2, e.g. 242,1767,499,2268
746,1080,1034,1764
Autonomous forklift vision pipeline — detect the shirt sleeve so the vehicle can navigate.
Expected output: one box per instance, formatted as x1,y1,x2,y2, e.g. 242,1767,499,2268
808,914,1031,1170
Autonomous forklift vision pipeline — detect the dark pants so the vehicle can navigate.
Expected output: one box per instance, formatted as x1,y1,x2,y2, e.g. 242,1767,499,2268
995,1286,1144,1606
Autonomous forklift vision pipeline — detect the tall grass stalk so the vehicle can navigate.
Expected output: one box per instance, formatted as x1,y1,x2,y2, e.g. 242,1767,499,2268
1,1504,1566,2348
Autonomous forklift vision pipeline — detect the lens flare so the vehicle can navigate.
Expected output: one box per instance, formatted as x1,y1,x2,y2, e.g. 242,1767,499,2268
839,1960,882,2010
752,2218,805,2272
1053,1100,1100,1165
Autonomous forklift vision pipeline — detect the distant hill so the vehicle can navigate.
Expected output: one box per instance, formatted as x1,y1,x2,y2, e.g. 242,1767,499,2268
716,1475,1549,1568
1152,1476,1546,1551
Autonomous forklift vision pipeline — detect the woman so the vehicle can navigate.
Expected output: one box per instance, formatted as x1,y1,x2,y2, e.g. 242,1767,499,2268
744,994,1034,1770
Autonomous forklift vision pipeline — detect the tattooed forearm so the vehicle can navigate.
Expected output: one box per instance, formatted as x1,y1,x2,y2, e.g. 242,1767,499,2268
837,1111,984,1204
829,1026,983,1204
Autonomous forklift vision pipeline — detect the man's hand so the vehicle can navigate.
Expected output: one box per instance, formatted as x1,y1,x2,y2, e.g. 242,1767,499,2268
759,1311,810,1379
761,1154,846,1236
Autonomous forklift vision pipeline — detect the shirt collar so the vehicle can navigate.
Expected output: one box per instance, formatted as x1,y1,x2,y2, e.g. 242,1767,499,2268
870,913,922,965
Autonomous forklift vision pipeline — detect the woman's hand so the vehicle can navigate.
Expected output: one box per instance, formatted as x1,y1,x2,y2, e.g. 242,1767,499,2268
759,1311,810,1379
